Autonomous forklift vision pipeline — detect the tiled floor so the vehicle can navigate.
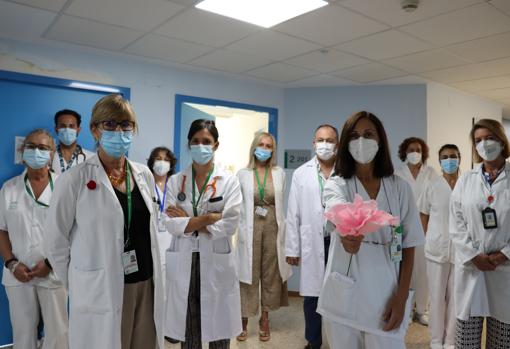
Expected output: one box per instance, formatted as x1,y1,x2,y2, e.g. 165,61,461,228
165,296,430,348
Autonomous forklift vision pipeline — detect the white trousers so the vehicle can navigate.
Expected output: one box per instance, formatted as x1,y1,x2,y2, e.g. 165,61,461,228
426,260,455,349
411,245,428,314
324,320,405,349
6,284,68,349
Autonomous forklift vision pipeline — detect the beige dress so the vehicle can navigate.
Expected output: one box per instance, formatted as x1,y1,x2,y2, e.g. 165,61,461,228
240,179,288,317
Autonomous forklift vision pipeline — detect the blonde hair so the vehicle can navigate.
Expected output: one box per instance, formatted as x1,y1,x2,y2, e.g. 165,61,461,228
89,94,137,132
470,119,510,163
21,128,56,151
247,132,277,169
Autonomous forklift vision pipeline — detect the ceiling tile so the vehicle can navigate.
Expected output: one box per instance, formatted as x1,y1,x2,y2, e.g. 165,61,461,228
245,63,316,83
45,15,144,50
225,30,321,61
10,0,67,12
383,49,470,73
0,1,56,39
189,49,271,73
286,74,357,87
155,8,259,47
66,0,185,32
335,30,432,60
400,3,510,46
274,4,388,46
125,33,213,63
169,0,200,5
447,31,510,63
339,0,481,27
421,57,510,83
478,87,510,100
333,63,407,83
490,0,510,16
285,49,369,73
452,76,510,92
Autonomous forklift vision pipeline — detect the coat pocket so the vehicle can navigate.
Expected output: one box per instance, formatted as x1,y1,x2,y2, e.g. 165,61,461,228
70,268,110,314
211,253,237,292
318,271,356,320
165,251,180,282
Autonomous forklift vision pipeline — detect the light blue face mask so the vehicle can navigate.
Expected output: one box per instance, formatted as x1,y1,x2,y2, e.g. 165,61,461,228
23,149,51,169
440,158,459,174
254,147,272,162
57,128,77,146
190,144,214,165
99,130,133,159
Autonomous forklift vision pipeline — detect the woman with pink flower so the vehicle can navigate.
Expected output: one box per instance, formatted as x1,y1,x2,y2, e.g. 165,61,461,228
317,111,425,349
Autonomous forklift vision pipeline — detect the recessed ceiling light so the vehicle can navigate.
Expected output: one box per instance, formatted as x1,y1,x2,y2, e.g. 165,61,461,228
195,0,329,28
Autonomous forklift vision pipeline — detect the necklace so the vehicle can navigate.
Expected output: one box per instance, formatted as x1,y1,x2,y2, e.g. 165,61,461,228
107,167,126,187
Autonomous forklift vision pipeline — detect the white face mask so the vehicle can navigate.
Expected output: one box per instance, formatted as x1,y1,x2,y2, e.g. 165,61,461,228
406,151,422,165
315,141,336,161
476,139,502,161
348,137,379,164
153,160,170,177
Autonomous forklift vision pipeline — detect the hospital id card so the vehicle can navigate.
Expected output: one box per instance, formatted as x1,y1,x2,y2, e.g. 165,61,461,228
390,225,403,263
255,206,268,217
482,207,498,229
122,250,139,275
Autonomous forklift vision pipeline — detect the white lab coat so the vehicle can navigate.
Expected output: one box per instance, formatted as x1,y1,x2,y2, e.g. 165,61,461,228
418,176,455,264
317,175,425,339
395,164,438,202
163,164,242,342
155,184,173,267
43,155,164,349
236,166,292,284
51,145,94,175
450,162,510,323
285,157,328,297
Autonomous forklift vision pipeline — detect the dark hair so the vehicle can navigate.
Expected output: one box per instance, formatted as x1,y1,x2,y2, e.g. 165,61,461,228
398,137,429,162
438,144,460,159
147,146,177,176
315,124,339,140
54,109,82,127
187,119,219,144
335,111,394,179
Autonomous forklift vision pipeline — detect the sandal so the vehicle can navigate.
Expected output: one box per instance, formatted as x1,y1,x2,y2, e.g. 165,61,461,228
259,317,270,342
236,317,248,341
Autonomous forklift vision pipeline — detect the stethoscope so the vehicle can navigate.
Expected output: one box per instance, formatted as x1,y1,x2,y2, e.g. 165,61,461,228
177,174,218,202
57,144,86,172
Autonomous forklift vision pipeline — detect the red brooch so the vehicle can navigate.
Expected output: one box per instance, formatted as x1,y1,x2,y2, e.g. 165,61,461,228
86,180,97,190
488,195,494,204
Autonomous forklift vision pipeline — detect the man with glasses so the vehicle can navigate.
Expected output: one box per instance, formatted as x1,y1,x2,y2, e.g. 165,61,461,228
51,109,94,174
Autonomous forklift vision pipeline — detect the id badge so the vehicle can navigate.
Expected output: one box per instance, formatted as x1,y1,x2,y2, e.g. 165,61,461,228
482,207,498,229
122,250,139,275
390,225,403,263
255,206,268,217
158,215,166,232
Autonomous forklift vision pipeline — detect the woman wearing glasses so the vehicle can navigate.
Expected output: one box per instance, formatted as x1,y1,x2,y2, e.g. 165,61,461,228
0,129,68,349
163,119,243,349
44,94,164,349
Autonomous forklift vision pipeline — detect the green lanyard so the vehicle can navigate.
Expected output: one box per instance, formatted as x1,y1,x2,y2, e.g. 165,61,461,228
24,173,54,207
192,166,214,217
125,162,133,248
254,167,269,202
317,170,324,193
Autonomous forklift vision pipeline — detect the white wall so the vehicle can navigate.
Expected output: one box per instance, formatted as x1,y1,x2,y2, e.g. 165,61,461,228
426,82,503,173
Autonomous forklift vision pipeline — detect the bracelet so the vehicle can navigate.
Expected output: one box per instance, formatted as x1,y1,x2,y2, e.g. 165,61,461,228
4,257,17,269
8,261,20,274
44,258,53,270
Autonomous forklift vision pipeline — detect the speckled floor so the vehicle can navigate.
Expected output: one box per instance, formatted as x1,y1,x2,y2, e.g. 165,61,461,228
165,296,432,349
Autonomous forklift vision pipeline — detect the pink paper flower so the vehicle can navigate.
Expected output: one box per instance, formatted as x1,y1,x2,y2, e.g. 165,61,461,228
325,194,399,237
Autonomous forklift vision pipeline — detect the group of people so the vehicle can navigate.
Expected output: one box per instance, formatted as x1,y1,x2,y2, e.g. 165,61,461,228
0,93,509,349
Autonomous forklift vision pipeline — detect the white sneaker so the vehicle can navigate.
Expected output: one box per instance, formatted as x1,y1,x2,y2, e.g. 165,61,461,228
413,312,429,326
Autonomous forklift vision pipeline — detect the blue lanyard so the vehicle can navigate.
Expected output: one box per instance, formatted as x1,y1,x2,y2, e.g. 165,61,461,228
155,180,168,213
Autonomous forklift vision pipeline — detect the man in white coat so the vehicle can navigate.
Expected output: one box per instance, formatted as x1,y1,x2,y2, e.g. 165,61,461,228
286,124,338,349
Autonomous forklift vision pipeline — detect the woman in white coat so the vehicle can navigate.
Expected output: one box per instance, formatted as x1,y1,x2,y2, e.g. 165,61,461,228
318,111,424,349
395,136,437,326
44,94,164,349
163,119,242,349
236,132,292,342
0,129,68,349
418,144,461,349
450,119,510,348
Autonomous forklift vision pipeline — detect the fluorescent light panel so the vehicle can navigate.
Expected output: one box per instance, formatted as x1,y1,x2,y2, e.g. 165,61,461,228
195,0,328,28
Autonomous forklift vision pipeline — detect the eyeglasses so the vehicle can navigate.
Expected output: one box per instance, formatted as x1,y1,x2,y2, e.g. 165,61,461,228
99,120,135,131
25,143,52,151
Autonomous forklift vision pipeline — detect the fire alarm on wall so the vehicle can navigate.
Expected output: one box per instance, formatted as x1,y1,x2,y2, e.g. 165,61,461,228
401,0,420,12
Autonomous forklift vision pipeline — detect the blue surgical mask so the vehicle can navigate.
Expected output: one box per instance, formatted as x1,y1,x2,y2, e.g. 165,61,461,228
23,149,51,169
440,158,459,174
190,144,214,165
254,147,272,162
99,130,133,159
57,128,77,146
